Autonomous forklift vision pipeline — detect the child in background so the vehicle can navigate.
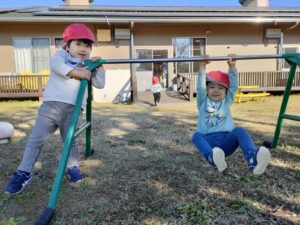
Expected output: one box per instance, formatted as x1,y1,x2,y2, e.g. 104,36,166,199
5,23,106,195
192,55,271,175
151,76,162,106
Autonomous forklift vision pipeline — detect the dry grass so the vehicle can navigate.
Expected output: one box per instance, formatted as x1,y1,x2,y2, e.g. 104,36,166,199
0,95,299,225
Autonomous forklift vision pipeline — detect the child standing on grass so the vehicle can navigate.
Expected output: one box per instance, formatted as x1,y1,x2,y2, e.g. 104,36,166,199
151,76,162,106
5,23,106,195
192,55,271,175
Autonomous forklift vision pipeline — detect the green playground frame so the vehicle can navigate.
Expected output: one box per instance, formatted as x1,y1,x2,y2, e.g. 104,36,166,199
34,53,300,225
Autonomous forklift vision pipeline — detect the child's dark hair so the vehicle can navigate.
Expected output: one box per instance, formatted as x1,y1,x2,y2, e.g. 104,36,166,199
63,39,93,49
206,81,228,93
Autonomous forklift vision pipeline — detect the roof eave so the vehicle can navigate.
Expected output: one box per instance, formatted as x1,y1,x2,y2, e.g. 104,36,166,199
0,16,299,24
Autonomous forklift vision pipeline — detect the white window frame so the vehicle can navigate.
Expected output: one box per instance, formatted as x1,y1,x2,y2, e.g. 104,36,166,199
172,36,207,74
53,37,64,50
135,48,153,72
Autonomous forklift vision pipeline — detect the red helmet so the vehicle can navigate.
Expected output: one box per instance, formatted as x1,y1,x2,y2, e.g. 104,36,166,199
206,71,229,89
62,23,96,43
152,76,159,84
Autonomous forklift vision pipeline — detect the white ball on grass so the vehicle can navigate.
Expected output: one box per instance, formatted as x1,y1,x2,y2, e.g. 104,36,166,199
0,122,14,139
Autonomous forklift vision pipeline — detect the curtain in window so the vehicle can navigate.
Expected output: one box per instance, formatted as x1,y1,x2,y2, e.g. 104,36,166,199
32,38,50,73
13,38,32,73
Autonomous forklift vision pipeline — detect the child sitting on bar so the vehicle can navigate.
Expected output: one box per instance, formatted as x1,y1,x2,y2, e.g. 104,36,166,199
192,54,271,175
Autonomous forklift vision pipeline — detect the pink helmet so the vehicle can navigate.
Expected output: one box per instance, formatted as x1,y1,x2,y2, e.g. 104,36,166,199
206,71,229,89
62,23,96,43
152,76,159,84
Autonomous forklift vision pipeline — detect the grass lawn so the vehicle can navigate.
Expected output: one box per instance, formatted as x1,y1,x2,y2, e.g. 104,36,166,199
0,94,299,225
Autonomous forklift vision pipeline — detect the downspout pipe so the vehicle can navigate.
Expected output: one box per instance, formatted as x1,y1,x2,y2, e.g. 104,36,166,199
278,32,284,70
130,21,137,102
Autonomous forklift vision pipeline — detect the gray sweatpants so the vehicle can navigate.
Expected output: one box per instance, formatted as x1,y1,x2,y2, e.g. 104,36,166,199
18,101,81,173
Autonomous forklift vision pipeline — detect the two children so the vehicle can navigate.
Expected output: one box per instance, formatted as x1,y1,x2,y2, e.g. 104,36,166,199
5,23,105,195
192,55,271,175
5,29,270,196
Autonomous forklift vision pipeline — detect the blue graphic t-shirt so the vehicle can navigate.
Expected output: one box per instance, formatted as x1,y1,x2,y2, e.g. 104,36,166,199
196,68,238,134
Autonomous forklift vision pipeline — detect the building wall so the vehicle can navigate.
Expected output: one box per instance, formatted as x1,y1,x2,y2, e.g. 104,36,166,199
0,22,300,102
92,41,131,103
133,23,300,89
0,23,132,103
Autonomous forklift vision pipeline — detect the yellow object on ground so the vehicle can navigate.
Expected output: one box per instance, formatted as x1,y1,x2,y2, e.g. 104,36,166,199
19,70,49,90
235,86,270,103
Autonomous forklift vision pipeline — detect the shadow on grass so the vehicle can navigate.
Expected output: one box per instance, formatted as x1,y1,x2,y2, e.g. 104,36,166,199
0,103,299,225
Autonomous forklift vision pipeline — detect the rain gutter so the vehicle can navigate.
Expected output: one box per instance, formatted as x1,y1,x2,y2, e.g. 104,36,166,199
1,17,300,24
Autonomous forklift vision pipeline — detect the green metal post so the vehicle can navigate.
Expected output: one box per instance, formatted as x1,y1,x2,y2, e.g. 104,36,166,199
35,54,300,224
86,80,92,157
35,80,88,225
48,79,87,208
271,63,297,148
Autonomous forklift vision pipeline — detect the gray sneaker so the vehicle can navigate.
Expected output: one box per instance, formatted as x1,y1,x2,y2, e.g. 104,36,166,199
212,147,228,172
253,146,271,175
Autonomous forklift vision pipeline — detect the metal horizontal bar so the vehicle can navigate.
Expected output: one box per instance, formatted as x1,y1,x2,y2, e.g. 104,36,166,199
74,121,91,138
102,54,284,64
85,54,297,71
280,114,300,122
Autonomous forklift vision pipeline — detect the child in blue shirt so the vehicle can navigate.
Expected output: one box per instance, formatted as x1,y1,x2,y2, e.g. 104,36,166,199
192,55,271,175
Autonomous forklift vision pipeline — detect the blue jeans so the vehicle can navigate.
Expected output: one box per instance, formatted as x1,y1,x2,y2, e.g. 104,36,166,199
192,127,256,163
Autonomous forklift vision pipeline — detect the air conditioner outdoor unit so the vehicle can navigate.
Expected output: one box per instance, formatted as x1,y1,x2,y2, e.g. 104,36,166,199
265,28,281,39
114,28,130,40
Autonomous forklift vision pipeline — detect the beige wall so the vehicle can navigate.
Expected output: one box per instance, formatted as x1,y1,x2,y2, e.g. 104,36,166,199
133,23,300,74
0,23,70,73
0,23,132,102
1,22,300,102
1,22,300,74
0,23,131,72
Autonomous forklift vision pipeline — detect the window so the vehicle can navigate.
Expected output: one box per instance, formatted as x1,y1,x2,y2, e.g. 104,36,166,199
13,37,50,73
135,49,152,71
54,38,64,49
282,47,298,70
173,37,206,74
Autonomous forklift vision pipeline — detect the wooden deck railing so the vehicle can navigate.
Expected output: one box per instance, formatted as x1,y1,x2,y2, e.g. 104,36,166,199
1,71,300,102
0,75,49,100
176,73,196,101
178,71,300,101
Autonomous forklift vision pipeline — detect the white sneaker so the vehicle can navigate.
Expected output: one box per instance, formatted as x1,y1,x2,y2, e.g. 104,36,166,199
212,147,228,172
253,146,271,175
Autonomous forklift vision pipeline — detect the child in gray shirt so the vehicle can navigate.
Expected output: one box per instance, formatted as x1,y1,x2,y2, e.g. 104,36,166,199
5,23,105,195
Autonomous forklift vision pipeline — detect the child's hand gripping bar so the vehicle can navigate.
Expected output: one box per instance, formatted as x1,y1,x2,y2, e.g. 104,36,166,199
84,59,106,72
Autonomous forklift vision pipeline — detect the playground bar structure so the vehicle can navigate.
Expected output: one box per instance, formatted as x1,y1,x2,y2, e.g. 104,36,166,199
35,53,300,225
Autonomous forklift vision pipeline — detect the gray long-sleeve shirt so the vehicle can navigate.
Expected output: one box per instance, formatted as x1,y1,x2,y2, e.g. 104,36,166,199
43,49,105,107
